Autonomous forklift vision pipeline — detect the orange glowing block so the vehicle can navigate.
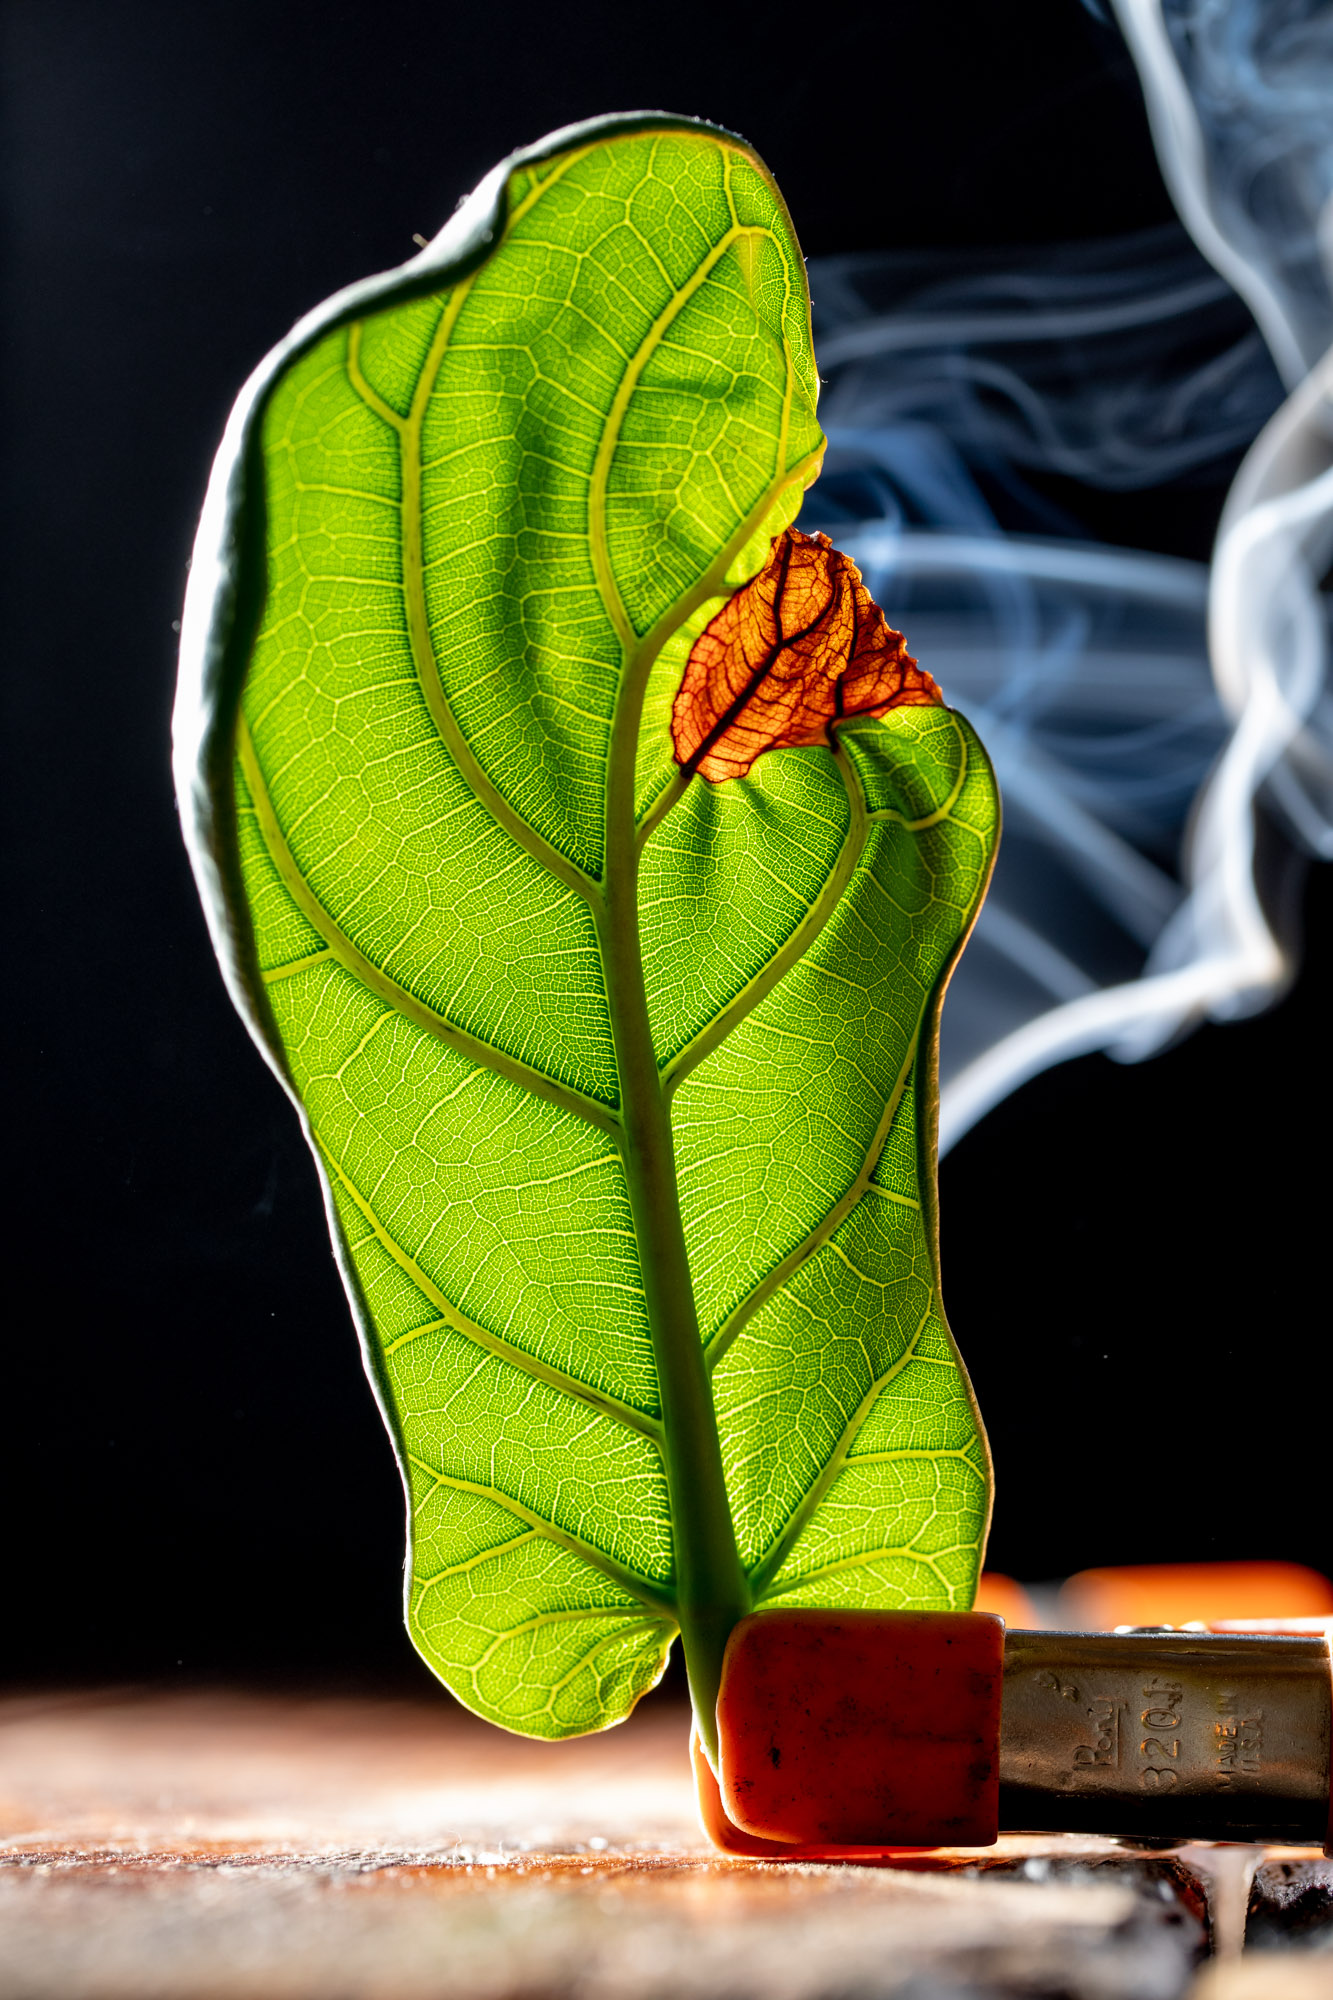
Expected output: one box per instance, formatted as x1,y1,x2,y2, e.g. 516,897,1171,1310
972,1573,1038,1625
1057,1561,1333,1631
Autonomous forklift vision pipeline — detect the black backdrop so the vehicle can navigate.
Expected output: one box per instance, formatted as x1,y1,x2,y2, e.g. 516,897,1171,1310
4,0,1329,1691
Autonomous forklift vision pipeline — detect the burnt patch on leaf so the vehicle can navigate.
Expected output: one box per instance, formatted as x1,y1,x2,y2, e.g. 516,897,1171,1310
670,528,942,784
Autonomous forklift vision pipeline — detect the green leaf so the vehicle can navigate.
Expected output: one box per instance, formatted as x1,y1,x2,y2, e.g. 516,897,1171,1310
175,114,1000,1751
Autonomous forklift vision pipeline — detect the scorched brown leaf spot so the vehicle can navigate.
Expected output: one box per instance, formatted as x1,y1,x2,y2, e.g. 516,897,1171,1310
670,527,942,783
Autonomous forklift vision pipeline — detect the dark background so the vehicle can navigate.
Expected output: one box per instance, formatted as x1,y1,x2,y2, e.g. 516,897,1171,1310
4,0,1328,1693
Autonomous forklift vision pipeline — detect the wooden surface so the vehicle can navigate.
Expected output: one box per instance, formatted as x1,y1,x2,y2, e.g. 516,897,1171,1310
0,1686,1320,1999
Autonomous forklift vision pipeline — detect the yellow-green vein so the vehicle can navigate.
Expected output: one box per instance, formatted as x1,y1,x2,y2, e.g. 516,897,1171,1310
406,1458,677,1616
543,1618,672,1706
413,1529,540,1584
868,713,970,829
395,295,603,906
320,1135,662,1442
863,1182,920,1211
261,945,334,984
705,1028,921,1368
237,718,622,1136
764,1540,974,1605
747,1310,936,1596
662,741,868,1097
587,219,791,655
346,324,405,430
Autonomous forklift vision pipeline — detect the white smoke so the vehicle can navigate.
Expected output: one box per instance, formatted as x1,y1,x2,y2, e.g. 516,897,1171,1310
804,0,1333,1150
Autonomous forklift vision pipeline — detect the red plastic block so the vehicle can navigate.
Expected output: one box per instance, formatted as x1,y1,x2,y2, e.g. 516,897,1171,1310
717,1607,1004,1849
692,1732,809,1856
691,1732,932,1861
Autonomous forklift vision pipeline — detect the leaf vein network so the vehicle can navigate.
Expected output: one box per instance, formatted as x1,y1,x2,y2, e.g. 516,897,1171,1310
319,1136,659,1442
239,720,621,1135
407,1458,675,1616
746,1309,935,1594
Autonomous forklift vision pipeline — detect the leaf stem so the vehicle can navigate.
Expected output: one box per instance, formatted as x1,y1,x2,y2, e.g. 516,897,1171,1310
602,675,750,1765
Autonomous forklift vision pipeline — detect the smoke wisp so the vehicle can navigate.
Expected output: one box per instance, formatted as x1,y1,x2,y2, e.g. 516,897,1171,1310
802,2,1333,1148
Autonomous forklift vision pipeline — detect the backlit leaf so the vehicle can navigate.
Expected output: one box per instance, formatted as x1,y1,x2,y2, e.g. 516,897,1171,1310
175,114,1000,1751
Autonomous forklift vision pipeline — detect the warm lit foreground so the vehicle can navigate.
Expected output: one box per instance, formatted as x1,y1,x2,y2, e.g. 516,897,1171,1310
0,1688,1328,1999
